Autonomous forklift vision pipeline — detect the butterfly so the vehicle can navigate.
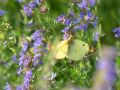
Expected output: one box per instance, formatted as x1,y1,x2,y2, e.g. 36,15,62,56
54,36,95,61
54,36,72,59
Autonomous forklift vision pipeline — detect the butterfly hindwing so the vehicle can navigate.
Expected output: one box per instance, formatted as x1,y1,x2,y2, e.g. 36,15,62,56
67,39,89,61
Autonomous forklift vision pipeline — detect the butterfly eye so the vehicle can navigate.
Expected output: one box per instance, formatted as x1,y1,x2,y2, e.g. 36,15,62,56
83,44,85,46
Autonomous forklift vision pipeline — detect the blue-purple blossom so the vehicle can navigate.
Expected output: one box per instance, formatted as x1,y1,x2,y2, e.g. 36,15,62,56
62,27,69,33
28,2,36,9
22,40,28,53
19,55,25,66
91,21,97,28
78,0,95,9
4,83,11,90
63,33,70,40
78,0,87,9
32,30,44,41
89,0,95,6
27,21,33,27
86,10,93,19
79,24,88,30
31,30,47,66
33,38,43,47
33,53,41,65
23,5,33,16
16,86,23,90
25,70,32,79
23,2,36,16
65,19,71,26
80,12,84,19
32,30,44,47
93,31,99,41
112,28,120,38
0,10,6,16
23,70,32,89
12,55,17,62
23,58,29,67
19,55,31,67
57,14,65,23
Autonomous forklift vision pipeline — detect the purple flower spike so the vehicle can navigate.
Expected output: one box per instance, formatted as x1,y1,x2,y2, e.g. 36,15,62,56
93,46,117,90
23,70,32,89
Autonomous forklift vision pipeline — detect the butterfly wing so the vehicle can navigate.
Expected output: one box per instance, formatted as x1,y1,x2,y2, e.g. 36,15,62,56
67,39,89,61
55,39,69,59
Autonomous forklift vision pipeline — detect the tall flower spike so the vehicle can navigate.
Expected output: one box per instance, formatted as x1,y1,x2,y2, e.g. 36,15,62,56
92,46,117,90
23,70,32,89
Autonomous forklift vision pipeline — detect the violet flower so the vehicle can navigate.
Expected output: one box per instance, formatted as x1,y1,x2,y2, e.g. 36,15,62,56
93,31,99,41
23,2,36,16
0,10,6,16
112,28,120,38
23,70,32,89
32,30,47,66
